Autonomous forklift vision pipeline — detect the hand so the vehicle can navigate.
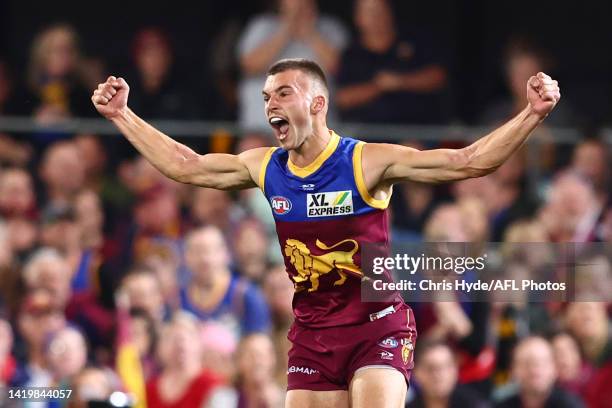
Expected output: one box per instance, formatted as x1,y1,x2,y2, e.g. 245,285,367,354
374,71,404,92
91,76,129,119
527,72,561,118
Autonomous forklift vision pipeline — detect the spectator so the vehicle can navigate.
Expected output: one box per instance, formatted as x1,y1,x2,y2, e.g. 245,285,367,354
119,267,168,324
550,331,593,399
495,336,584,408
237,0,348,131
188,187,238,235
146,312,221,408
539,172,603,242
564,302,611,367
128,308,160,381
40,140,86,207
0,168,37,220
262,263,294,387
181,226,271,337
336,0,448,124
69,367,115,408
408,340,489,408
480,36,574,127
200,322,238,383
26,24,98,129
570,139,609,207
45,326,88,386
232,217,270,283
127,27,197,119
14,289,66,387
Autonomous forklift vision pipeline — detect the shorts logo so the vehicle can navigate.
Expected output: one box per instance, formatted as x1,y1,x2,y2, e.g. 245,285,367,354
307,190,353,217
378,337,398,349
288,366,319,375
401,338,414,365
379,350,394,361
271,196,292,215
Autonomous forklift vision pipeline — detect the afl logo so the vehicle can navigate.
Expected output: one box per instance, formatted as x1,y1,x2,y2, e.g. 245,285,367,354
271,196,292,215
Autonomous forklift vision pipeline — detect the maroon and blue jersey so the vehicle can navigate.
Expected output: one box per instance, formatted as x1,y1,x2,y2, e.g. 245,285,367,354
259,131,403,328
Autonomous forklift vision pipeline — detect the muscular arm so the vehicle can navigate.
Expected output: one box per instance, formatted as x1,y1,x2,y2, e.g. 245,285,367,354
111,108,266,190
363,72,561,188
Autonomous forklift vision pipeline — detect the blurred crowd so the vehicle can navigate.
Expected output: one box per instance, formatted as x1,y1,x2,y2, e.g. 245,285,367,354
0,0,611,407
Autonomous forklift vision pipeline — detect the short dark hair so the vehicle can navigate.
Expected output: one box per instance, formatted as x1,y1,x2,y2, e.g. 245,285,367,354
266,58,328,91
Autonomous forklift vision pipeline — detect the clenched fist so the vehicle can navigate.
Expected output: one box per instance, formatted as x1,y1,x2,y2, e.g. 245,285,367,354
91,76,130,119
527,72,561,118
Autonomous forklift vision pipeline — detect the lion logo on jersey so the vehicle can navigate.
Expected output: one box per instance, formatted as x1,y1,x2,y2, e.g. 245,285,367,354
284,238,361,292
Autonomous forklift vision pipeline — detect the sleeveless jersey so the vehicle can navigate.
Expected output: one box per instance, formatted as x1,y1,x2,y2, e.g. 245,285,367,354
260,131,403,328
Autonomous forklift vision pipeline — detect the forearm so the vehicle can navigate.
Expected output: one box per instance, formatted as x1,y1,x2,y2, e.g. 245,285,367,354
336,82,381,110
306,32,341,73
398,66,447,92
241,27,291,75
111,107,195,180
464,106,543,175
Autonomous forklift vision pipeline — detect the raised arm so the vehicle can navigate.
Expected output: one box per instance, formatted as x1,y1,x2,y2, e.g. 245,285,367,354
363,72,561,187
92,76,268,190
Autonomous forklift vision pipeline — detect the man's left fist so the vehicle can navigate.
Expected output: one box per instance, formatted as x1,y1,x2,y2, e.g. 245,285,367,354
527,72,561,118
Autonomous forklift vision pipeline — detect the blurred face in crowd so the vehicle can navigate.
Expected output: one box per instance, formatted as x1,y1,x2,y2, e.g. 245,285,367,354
0,168,35,217
158,316,203,370
414,344,458,400
565,302,608,345
18,289,66,348
135,188,179,233
571,140,607,188
512,337,557,398
37,25,78,78
546,173,596,230
279,0,316,17
263,69,328,150
40,211,80,253
190,187,231,230
47,326,88,380
551,333,582,383
130,313,155,357
457,197,489,243
424,204,468,242
23,250,72,306
237,334,276,385
234,219,269,281
133,29,172,85
185,227,230,284
355,0,394,37
74,190,104,241
41,141,85,198
122,272,164,322
263,264,294,322
507,52,542,101
75,134,107,178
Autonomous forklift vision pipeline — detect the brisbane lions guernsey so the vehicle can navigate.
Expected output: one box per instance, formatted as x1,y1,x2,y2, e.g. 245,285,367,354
260,131,404,328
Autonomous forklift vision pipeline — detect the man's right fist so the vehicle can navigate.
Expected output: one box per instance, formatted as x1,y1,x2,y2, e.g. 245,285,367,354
91,76,129,119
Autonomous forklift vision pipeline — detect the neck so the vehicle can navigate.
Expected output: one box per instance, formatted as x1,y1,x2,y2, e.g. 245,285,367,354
422,394,450,408
362,30,395,52
288,124,331,168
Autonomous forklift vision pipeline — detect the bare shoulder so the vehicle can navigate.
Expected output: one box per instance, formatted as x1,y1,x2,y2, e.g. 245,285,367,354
238,146,277,188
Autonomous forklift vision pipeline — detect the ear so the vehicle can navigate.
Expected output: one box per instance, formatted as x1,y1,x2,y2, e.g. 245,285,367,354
310,95,326,114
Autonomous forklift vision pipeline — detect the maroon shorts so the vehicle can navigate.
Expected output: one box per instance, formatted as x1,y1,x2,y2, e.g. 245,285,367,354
286,303,417,391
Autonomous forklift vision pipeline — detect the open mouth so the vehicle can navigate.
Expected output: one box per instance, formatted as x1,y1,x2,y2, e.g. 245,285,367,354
269,116,290,140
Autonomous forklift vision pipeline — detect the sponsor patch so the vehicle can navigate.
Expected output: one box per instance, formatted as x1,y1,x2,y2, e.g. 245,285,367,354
379,350,395,361
271,196,292,215
401,338,414,365
306,190,353,217
288,366,319,375
378,337,399,349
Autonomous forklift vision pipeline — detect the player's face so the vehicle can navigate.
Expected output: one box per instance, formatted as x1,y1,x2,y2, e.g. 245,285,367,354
263,70,314,150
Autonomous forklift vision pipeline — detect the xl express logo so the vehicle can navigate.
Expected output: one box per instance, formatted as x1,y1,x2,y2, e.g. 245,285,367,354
307,190,353,217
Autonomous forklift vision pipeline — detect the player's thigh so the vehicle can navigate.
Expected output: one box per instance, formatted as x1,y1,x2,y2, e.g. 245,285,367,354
285,389,349,408
349,367,407,408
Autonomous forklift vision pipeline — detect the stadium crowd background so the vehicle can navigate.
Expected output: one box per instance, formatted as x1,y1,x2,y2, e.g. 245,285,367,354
0,0,610,407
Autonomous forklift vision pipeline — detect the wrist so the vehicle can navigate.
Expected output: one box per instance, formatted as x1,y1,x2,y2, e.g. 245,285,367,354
525,103,548,122
109,106,131,122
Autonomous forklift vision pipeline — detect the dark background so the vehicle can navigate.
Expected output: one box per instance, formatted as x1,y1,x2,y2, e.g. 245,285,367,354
1,0,610,126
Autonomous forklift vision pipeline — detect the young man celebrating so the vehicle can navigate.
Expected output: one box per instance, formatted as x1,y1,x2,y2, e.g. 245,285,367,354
92,58,560,408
